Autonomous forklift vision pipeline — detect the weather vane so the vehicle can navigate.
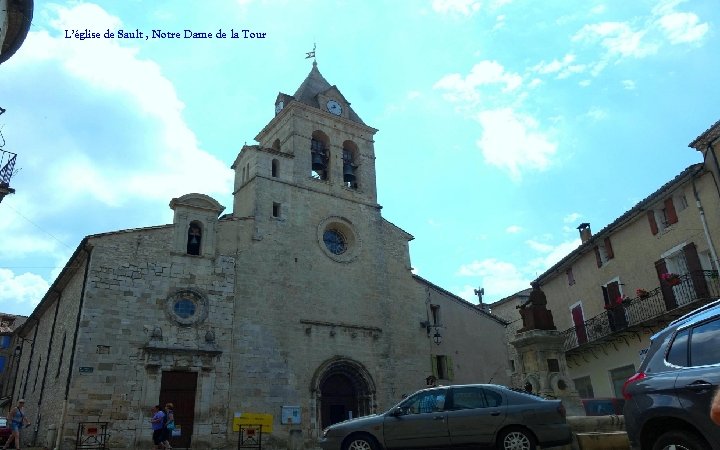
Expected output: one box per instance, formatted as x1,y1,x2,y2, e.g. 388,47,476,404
305,43,316,60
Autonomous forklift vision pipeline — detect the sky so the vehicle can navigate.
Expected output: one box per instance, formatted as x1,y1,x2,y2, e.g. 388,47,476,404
0,0,718,317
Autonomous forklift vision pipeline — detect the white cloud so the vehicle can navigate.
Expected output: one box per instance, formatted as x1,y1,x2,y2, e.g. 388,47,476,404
563,212,582,224
407,90,422,100
431,0,481,16
529,239,581,270
586,108,607,121
573,22,658,59
474,108,557,180
434,60,522,103
14,3,233,208
506,225,522,234
0,269,50,309
657,12,708,44
622,79,636,90
456,259,532,300
526,240,554,253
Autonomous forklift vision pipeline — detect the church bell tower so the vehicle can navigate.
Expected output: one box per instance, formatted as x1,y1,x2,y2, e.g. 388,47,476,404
231,61,379,219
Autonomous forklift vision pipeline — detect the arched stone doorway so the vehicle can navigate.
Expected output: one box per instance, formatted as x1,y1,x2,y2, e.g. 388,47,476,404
311,358,376,431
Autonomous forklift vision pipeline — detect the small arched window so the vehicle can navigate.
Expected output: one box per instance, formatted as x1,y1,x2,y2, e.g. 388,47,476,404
272,159,279,178
187,222,202,255
272,139,281,151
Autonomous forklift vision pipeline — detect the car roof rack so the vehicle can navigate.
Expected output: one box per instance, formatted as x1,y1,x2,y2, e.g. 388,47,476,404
668,298,720,327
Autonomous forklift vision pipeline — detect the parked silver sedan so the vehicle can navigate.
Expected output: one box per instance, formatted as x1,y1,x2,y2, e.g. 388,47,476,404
319,384,571,450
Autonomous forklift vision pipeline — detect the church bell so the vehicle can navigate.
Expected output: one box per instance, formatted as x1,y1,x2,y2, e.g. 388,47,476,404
312,150,326,171
343,161,355,183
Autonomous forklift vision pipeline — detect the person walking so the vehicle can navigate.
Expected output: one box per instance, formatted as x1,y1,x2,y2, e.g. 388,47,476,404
2,399,30,450
149,405,166,450
160,403,175,449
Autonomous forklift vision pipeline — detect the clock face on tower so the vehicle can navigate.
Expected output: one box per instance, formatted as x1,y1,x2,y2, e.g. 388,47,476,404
275,101,284,115
326,99,342,116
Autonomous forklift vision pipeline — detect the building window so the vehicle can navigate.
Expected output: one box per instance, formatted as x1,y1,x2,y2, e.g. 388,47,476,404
509,360,515,372
167,290,208,326
573,376,594,398
593,237,614,268
609,364,635,398
566,267,575,285
272,202,281,218
0,355,5,373
676,193,689,211
648,197,679,235
432,355,453,380
271,159,279,178
547,359,560,372
174,298,196,319
187,222,202,255
430,305,441,326
0,335,10,349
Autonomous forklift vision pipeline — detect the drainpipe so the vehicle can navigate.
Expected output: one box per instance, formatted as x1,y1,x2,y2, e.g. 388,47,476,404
692,178,719,270
55,244,93,450
707,143,720,199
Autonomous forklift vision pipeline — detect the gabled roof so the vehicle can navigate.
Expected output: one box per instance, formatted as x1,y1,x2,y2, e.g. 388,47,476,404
534,163,705,285
689,119,720,150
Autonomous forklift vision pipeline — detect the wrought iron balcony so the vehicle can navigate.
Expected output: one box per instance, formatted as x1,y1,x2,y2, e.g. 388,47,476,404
0,149,17,203
562,270,720,355
0,149,16,187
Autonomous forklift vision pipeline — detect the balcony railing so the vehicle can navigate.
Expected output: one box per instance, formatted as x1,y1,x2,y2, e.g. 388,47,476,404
0,149,17,186
562,270,720,352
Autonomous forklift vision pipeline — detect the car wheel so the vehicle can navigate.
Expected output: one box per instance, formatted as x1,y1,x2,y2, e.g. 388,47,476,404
497,427,536,450
343,434,378,450
652,430,710,450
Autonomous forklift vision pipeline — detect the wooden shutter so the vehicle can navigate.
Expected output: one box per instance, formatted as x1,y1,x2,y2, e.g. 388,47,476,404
655,259,677,310
607,281,620,304
684,242,709,298
647,211,659,235
431,356,438,378
665,198,678,224
446,356,454,381
594,246,602,268
604,237,614,260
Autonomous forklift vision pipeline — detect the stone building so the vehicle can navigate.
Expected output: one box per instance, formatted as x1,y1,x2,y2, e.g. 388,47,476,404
8,62,510,450
492,158,720,410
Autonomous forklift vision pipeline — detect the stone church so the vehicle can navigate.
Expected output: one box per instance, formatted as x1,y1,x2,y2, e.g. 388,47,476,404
8,62,510,449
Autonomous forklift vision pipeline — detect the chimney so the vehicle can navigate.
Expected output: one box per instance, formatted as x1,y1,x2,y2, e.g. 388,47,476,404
577,223,591,244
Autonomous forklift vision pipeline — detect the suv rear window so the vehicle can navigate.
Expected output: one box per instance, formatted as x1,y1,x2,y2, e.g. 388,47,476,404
667,329,689,367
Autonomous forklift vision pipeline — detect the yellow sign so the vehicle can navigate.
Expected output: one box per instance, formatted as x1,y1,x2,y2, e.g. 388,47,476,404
233,413,273,433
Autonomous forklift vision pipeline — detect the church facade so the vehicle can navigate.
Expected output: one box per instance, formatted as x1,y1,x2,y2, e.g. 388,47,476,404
7,63,510,449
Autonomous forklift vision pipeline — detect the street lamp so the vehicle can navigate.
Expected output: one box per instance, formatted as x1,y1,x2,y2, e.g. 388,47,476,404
432,329,442,345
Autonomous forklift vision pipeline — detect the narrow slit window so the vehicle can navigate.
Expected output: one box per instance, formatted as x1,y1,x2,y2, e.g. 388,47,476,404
272,202,281,218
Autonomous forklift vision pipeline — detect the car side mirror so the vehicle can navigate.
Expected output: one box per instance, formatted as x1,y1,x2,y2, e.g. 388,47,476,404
390,407,405,417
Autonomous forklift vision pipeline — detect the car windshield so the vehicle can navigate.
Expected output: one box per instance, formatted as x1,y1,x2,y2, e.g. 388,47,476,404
0,417,6,426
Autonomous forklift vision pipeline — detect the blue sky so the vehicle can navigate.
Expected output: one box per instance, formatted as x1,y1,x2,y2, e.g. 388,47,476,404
0,0,717,316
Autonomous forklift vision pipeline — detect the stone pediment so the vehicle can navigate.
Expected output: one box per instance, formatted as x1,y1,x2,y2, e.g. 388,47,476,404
169,193,225,216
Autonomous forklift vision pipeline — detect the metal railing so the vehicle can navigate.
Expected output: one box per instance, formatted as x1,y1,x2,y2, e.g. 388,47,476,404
562,271,720,351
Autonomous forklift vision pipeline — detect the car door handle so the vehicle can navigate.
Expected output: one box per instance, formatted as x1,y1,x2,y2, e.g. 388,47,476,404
685,381,714,391
433,416,445,421
490,411,500,416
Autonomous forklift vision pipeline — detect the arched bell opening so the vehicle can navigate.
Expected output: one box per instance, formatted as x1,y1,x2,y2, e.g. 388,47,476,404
311,131,330,180
342,140,359,189
186,221,203,256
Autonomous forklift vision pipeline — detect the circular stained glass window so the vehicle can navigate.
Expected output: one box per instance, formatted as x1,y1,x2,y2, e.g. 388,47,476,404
173,298,196,318
323,230,347,255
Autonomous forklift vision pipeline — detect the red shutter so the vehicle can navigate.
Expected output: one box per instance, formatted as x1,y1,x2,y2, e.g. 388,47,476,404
607,281,620,304
665,198,678,224
647,211,658,235
604,237,614,260
594,246,602,268
683,242,709,298
655,259,677,310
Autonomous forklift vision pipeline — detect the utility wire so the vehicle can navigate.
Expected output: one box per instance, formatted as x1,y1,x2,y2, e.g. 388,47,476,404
4,203,74,251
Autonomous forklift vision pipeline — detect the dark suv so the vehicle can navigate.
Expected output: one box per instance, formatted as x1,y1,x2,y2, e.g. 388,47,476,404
623,300,720,450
